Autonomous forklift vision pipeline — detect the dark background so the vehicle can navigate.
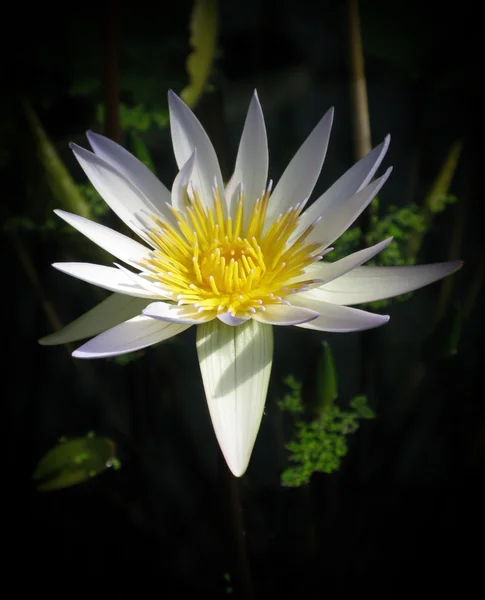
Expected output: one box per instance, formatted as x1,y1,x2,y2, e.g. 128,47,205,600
3,0,484,595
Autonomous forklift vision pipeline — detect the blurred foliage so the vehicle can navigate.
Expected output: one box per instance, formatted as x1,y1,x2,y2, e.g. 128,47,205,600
406,140,463,259
279,373,374,487
96,103,169,132
22,101,93,221
126,130,157,172
279,341,375,487
180,0,218,108
32,432,120,492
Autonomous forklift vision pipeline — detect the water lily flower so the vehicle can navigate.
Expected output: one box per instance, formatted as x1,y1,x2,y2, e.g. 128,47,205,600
40,90,461,476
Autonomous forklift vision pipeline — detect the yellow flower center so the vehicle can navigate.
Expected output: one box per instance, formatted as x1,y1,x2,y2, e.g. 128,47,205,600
137,182,323,319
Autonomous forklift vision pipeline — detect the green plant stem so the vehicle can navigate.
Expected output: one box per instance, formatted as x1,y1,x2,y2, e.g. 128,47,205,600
433,166,468,326
219,453,254,600
346,0,379,479
11,230,73,357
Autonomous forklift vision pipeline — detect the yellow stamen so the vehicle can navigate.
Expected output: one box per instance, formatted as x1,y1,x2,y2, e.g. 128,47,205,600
135,183,322,319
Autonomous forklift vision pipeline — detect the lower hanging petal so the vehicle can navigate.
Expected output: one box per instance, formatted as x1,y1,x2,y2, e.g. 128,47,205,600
72,315,190,358
251,303,319,326
196,319,273,477
291,294,389,332
39,294,150,345
143,301,215,324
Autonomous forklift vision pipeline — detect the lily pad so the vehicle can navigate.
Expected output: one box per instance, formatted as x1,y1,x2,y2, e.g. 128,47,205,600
33,434,119,492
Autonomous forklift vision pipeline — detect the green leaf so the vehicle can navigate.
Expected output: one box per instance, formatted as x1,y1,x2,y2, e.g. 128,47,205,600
314,341,338,414
22,100,92,220
426,141,463,214
349,395,375,419
278,375,304,415
180,0,218,108
33,435,119,492
406,141,462,261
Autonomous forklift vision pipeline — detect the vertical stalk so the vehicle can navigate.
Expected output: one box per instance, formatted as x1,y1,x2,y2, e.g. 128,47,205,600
10,229,72,357
347,0,372,162
104,0,121,143
219,453,254,600
346,0,377,476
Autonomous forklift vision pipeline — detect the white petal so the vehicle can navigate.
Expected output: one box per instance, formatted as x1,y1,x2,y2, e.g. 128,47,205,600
54,210,150,267
53,262,157,298
86,131,172,214
72,315,190,358
306,261,463,306
143,301,214,324
168,90,224,208
217,312,250,326
225,90,268,220
39,294,149,345
196,318,273,477
300,237,393,287
171,149,196,212
302,167,392,247
298,135,390,232
266,107,334,223
113,263,171,298
71,143,166,234
251,303,320,326
291,294,389,332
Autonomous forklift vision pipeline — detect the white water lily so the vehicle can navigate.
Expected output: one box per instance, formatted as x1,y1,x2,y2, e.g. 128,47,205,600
40,90,461,476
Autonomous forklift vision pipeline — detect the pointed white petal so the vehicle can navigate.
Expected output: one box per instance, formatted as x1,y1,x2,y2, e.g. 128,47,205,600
291,294,389,332
86,131,172,214
53,262,157,298
113,263,171,298
72,315,190,358
305,261,463,306
54,210,150,267
302,237,393,286
196,318,273,477
217,312,250,326
266,107,334,222
171,149,197,212
298,135,390,231
302,167,392,247
168,90,224,208
39,294,149,345
225,90,268,219
143,301,214,324
251,303,319,326
71,143,166,234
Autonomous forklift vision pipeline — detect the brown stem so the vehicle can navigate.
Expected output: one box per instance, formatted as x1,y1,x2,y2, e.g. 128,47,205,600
347,0,372,162
104,0,121,143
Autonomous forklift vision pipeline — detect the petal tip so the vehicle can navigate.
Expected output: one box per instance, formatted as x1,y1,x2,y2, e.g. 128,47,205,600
229,463,248,478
